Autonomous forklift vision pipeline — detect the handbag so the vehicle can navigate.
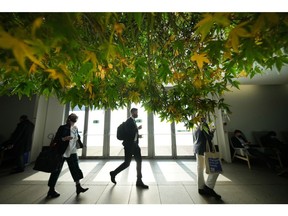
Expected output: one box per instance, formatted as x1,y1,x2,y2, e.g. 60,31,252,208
76,139,83,149
33,147,62,173
204,141,223,174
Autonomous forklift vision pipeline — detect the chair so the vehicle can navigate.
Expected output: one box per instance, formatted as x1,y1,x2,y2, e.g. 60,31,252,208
252,131,283,168
228,132,251,169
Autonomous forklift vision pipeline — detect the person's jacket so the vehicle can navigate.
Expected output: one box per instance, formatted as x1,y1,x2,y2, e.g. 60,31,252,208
231,136,245,148
10,119,35,154
52,123,82,155
193,123,214,155
122,117,139,148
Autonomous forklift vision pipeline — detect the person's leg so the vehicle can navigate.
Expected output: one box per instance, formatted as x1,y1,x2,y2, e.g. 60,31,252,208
47,157,65,198
205,170,221,199
196,154,205,189
110,147,133,184
134,146,148,188
66,154,88,195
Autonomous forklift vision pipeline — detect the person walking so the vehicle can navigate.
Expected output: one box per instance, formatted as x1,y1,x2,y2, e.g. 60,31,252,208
46,113,88,198
110,108,148,189
193,117,221,200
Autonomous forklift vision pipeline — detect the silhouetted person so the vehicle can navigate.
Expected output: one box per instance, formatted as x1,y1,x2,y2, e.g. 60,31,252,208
260,131,288,167
231,129,275,168
46,113,88,198
110,108,148,189
7,115,34,174
193,117,221,200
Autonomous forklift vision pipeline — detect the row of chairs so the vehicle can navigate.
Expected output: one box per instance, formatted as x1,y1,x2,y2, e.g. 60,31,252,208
228,131,287,170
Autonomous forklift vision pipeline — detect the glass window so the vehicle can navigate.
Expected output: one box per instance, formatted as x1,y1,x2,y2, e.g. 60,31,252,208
175,122,194,156
86,108,105,156
154,114,172,156
110,108,127,156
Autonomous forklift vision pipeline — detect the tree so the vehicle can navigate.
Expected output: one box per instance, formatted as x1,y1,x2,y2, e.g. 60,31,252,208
0,13,287,127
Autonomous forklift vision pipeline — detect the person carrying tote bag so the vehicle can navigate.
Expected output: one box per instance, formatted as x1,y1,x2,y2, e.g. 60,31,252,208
193,117,222,200
46,113,88,198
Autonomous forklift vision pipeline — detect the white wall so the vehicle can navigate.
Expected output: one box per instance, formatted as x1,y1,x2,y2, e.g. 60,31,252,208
223,85,288,143
30,96,66,162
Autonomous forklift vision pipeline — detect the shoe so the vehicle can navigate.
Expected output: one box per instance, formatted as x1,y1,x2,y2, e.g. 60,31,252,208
204,185,221,200
47,189,60,198
110,171,116,184
198,188,210,196
136,180,149,189
76,184,89,195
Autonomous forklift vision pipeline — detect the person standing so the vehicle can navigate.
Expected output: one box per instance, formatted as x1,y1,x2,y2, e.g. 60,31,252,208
46,113,88,198
8,115,35,174
193,117,221,199
110,108,148,189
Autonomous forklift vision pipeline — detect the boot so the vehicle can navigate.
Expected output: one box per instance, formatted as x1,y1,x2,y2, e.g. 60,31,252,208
47,187,60,198
76,183,89,195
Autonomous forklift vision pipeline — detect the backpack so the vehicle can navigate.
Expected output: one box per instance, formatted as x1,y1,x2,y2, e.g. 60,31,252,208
117,121,127,140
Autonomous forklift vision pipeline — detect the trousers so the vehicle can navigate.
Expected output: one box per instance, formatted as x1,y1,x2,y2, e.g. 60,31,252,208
48,153,83,188
113,143,142,179
196,154,219,189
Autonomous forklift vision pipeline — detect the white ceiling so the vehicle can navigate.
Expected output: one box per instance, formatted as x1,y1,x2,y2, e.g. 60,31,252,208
236,66,288,85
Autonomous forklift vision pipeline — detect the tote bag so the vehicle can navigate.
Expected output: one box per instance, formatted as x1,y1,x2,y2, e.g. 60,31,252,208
204,141,223,174
33,147,62,173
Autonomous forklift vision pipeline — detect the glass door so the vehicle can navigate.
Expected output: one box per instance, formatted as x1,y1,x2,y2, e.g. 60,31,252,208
175,122,194,156
109,107,127,156
86,108,105,156
154,114,172,156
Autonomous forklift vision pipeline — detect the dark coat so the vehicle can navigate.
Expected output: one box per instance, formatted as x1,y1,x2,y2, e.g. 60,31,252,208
52,124,82,155
231,136,245,148
10,119,35,155
193,123,213,155
122,117,139,148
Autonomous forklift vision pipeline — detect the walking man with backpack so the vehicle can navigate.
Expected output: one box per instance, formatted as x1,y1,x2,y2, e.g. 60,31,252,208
110,108,149,189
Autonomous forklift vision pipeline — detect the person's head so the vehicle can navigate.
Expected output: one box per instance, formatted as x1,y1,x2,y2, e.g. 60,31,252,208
66,113,78,124
234,129,243,137
131,108,138,118
20,115,28,122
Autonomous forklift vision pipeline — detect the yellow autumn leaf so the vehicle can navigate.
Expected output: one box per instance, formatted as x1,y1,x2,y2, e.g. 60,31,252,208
58,63,71,76
32,17,43,38
195,13,230,42
129,91,141,103
191,53,210,70
238,70,247,77
114,23,125,35
85,82,94,95
128,78,136,84
45,69,65,87
193,76,202,89
228,22,252,53
0,30,45,70
83,51,98,70
29,63,37,74
108,63,113,69
167,105,176,114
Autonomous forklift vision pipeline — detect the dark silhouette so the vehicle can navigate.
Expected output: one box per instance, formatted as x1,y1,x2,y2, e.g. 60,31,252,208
231,130,276,168
193,117,221,200
110,108,148,189
46,113,88,198
260,131,288,167
5,115,35,174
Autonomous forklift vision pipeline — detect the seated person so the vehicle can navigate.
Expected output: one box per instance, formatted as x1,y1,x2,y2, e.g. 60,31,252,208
231,130,259,148
231,129,275,168
260,131,288,167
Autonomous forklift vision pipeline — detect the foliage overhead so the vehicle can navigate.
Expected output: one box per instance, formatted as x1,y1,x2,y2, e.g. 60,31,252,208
0,13,288,127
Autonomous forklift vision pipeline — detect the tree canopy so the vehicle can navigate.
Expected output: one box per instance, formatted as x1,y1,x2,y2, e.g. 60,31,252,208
0,13,288,127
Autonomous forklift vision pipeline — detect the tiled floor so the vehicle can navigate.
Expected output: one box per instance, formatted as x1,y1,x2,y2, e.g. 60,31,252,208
0,158,288,205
